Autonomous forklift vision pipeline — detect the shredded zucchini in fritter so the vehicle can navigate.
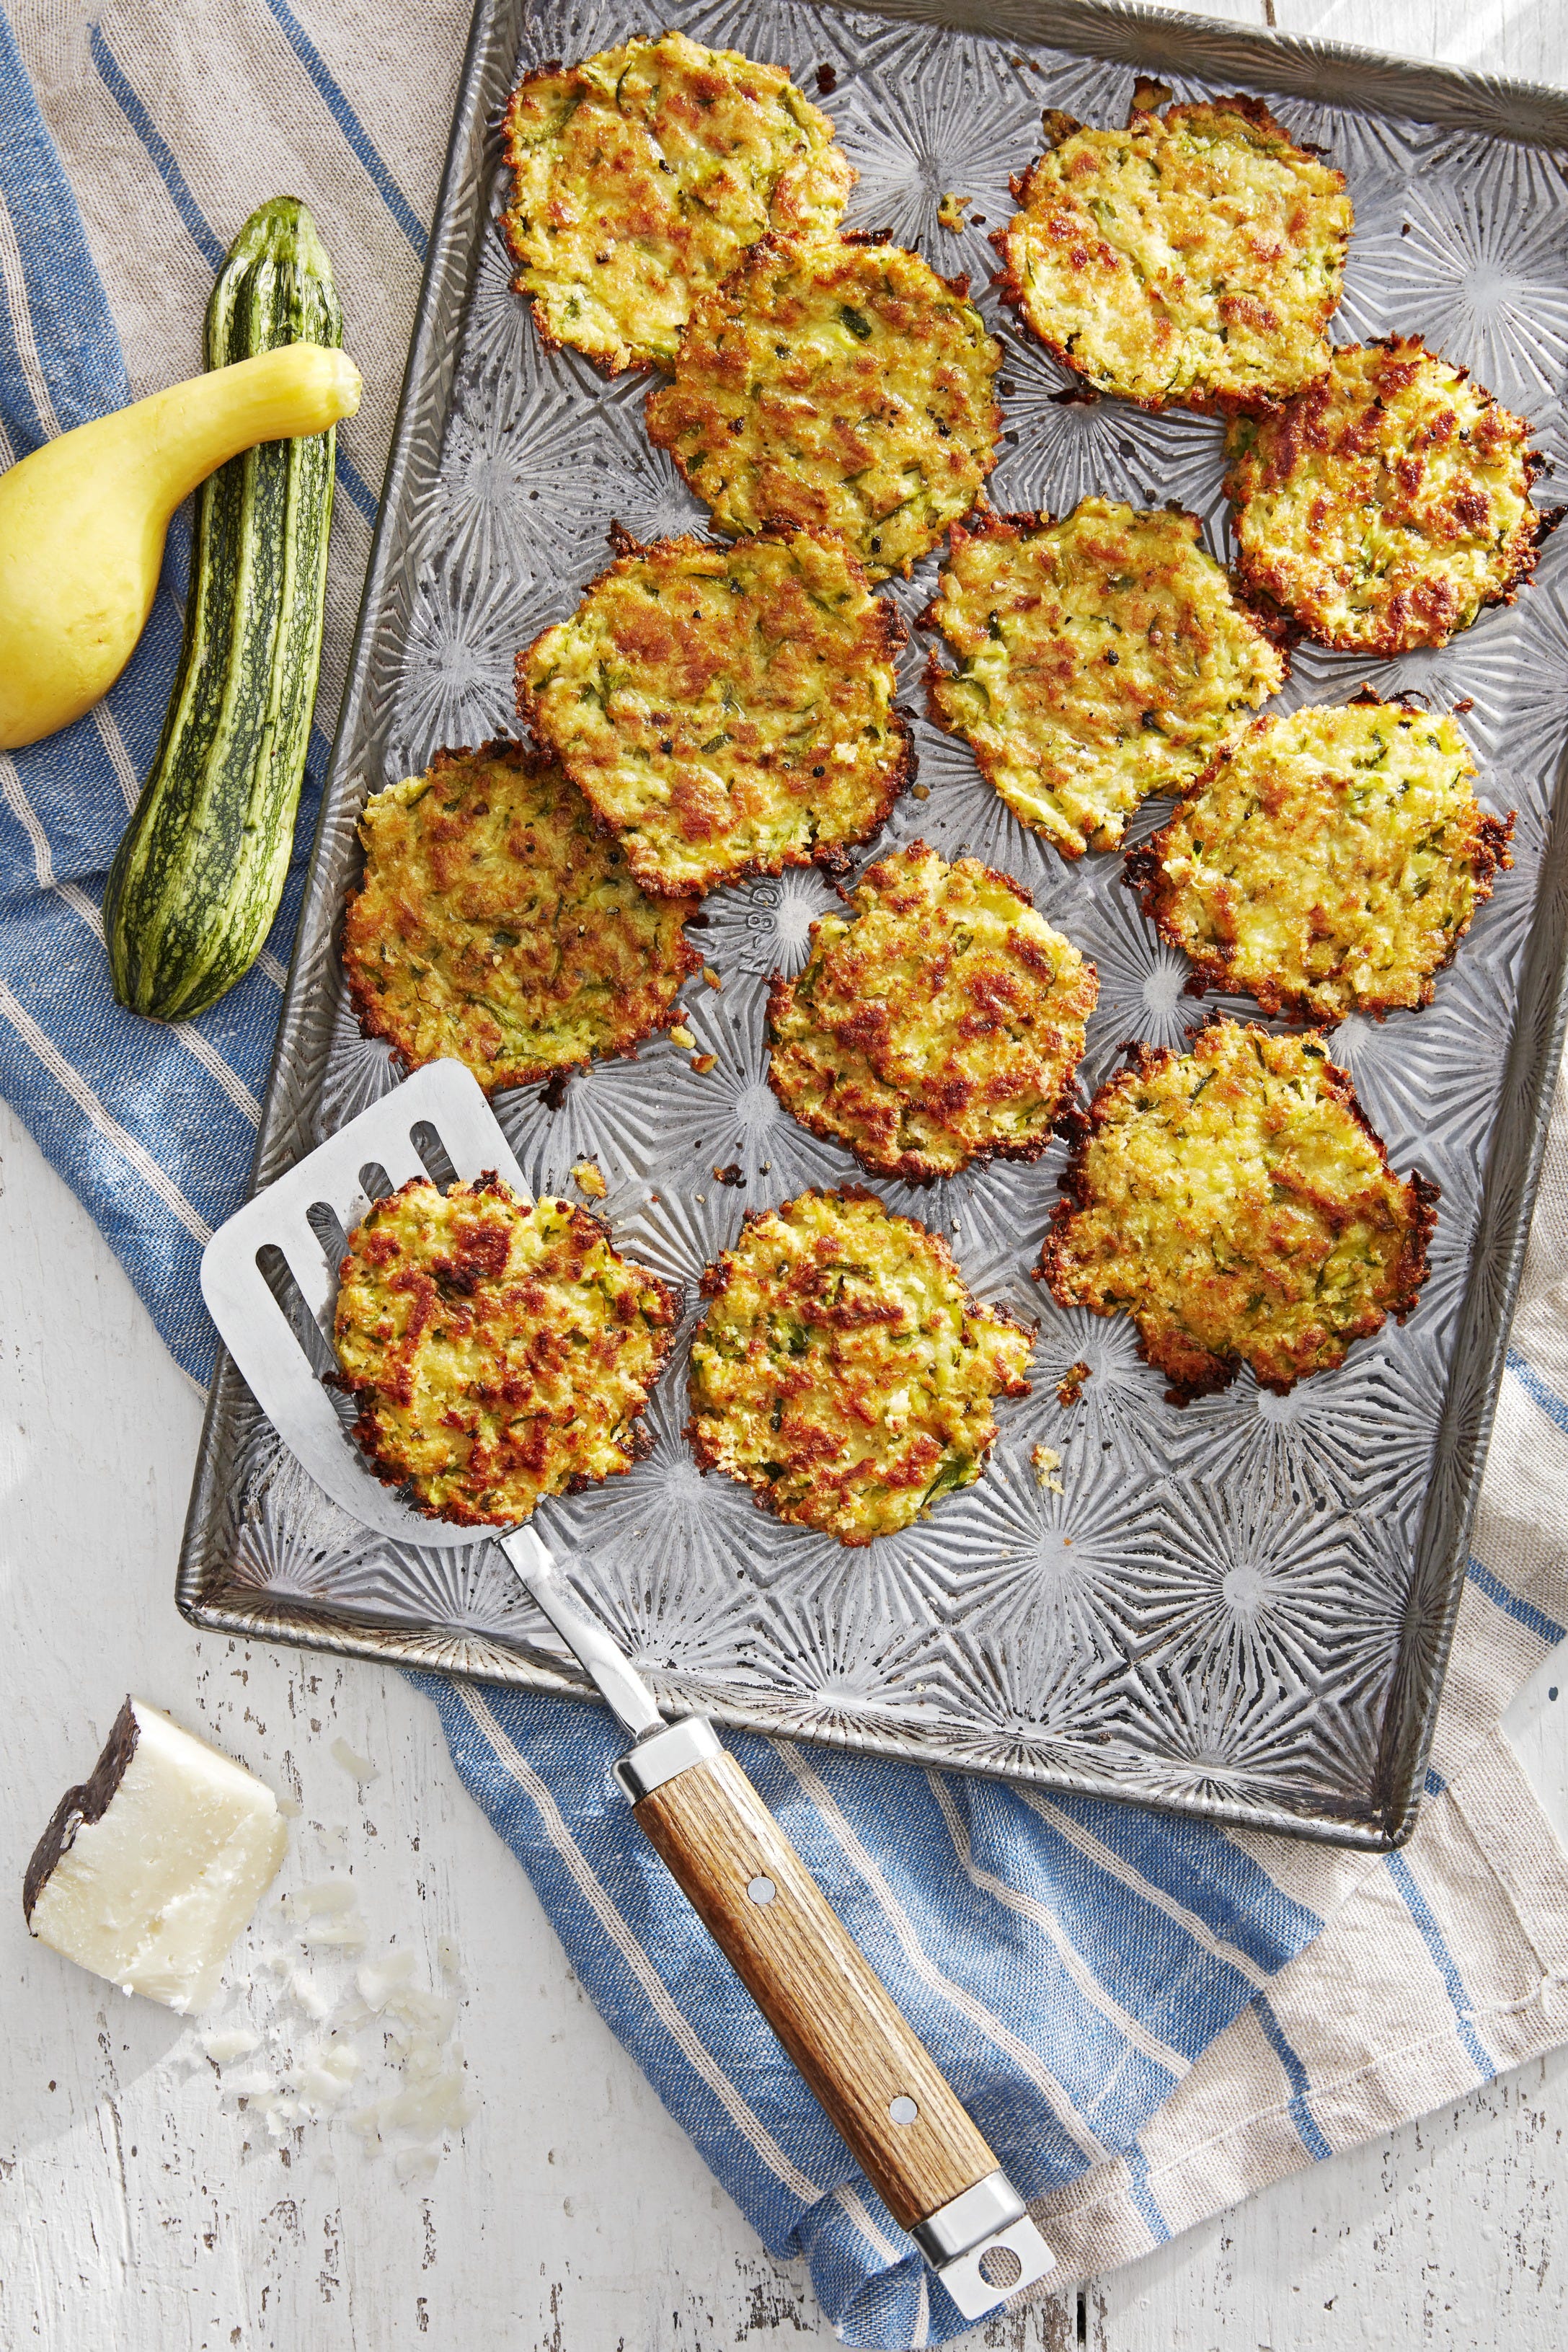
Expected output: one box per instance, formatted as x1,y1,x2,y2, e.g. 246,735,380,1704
334,1176,678,1525
769,841,1097,1179
502,30,854,372
342,740,699,1092
926,500,1287,856
994,90,1351,412
1129,699,1511,1023
1226,339,1554,652
518,530,909,895
1042,1021,1437,1400
646,235,1001,579
688,1189,1032,1543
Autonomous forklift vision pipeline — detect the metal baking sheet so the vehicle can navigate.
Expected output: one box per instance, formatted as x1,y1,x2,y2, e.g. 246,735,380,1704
177,0,1568,1848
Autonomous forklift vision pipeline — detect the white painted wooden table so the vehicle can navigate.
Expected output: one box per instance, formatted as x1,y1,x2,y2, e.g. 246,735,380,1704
6,3,1568,2344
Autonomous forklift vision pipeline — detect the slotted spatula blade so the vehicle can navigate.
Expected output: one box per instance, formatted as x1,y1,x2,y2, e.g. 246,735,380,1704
199,1059,1054,2317
202,1060,517,1548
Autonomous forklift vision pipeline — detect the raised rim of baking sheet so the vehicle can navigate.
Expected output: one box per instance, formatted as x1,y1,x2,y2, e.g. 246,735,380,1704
175,0,1568,1849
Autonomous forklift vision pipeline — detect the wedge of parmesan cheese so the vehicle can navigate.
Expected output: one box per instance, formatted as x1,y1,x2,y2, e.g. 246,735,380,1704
23,1699,288,2014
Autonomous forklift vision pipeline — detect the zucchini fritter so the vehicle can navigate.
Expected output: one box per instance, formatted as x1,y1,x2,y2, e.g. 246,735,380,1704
645,235,1001,579
1042,1021,1437,1402
1128,699,1511,1024
924,501,1288,857
342,740,699,1092
334,1175,679,1526
501,31,854,373
767,841,1097,1180
517,529,910,895
993,91,1351,414
688,1188,1032,1544
1226,339,1559,653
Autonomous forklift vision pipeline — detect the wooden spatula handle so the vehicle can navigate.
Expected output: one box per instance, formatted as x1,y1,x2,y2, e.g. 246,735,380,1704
626,1734,997,2230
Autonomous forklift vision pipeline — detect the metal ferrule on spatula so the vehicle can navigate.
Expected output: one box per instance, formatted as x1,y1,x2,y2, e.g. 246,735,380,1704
200,1059,1055,2320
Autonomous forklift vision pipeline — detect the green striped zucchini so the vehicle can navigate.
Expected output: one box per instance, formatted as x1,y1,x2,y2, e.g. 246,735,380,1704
106,198,344,1021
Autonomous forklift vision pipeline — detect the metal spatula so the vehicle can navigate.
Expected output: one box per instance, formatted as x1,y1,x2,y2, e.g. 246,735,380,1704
201,1058,1055,2318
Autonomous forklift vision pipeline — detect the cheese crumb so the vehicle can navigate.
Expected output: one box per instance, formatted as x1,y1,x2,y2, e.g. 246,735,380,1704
288,1970,331,2022
937,190,970,231
691,1053,717,1074
286,1881,368,1950
571,1158,607,1200
221,2069,275,2099
329,1738,378,1784
382,2059,477,2135
298,2038,360,2110
283,1880,358,1918
670,1024,696,1049
301,1916,368,1952
356,1950,417,2011
200,2026,261,2064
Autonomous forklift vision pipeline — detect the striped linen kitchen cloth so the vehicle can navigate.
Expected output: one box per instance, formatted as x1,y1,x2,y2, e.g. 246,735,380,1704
5,2,1568,2341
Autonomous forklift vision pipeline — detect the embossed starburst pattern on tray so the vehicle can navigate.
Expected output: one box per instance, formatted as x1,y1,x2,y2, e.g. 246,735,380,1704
211,0,1568,1839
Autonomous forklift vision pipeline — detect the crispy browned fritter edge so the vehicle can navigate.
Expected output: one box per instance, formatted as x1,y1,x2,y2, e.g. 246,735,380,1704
333,1171,683,1528
990,92,1351,421
514,527,917,895
342,735,704,1093
1037,1031,1439,1405
1224,337,1564,654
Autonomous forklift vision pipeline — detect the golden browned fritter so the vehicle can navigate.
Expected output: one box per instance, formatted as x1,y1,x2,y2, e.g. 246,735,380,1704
333,1175,679,1526
1127,699,1511,1024
993,89,1352,414
501,30,854,372
1041,1021,1437,1401
688,1188,1032,1544
517,529,911,896
767,841,1097,1180
645,234,1001,579
924,500,1288,857
1226,338,1559,653
342,740,700,1092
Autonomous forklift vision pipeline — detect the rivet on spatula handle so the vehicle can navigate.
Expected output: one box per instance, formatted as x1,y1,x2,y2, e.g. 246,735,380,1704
617,1718,1055,2320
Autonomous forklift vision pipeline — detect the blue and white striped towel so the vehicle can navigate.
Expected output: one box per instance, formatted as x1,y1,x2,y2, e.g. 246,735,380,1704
6,6,1568,2341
